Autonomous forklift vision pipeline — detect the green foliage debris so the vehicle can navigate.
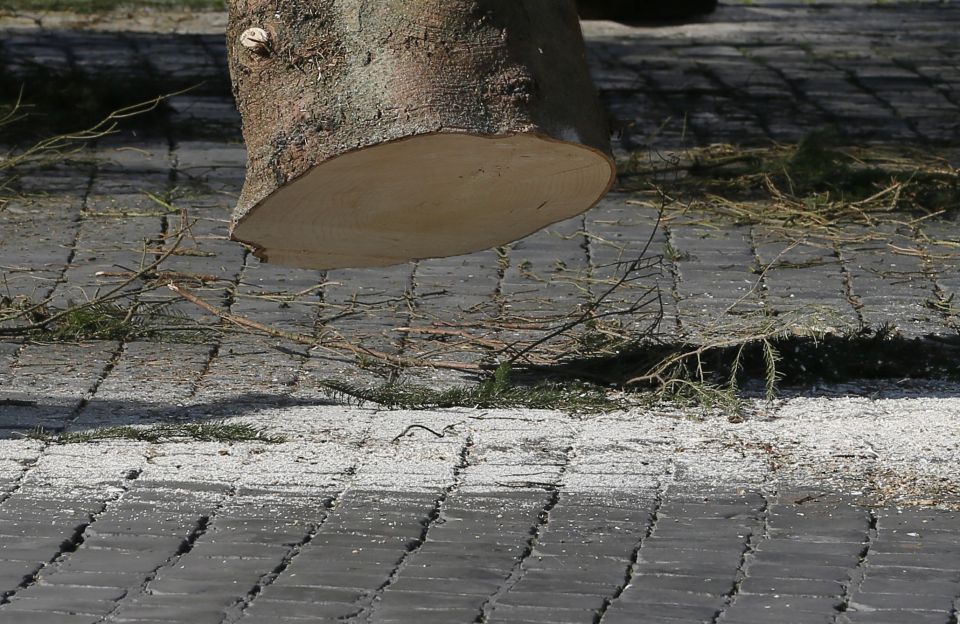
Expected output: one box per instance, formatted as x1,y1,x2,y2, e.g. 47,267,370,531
27,421,286,444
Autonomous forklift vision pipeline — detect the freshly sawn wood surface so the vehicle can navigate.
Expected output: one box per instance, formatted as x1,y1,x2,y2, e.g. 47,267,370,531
227,0,615,269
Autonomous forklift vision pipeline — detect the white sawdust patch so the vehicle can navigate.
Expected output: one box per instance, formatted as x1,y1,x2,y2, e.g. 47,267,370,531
0,392,955,506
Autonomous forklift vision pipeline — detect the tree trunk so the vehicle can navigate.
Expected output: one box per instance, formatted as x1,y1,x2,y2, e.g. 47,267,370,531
227,0,615,270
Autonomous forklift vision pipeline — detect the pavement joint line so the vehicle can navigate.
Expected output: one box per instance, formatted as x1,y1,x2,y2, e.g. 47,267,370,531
197,28,226,70
221,433,372,623
833,508,879,623
695,61,773,139
894,58,960,110
179,135,254,324
833,242,867,328
57,139,176,433
748,225,772,316
595,477,669,624
746,52,843,131
0,465,140,606
305,266,330,383
822,55,924,141
914,224,960,333
5,152,99,354
396,259,420,374
712,486,774,623
158,95,180,286
648,50,709,147
661,223,684,335
476,442,577,623
295,222,355,387
182,233,253,401
355,434,475,623
590,43,659,150
581,213,595,288
0,449,42,508
221,490,341,624
180,343,219,403
493,244,508,322
7,502,111,601
140,33,180,160
54,114,99,290
60,339,126,434
94,484,236,624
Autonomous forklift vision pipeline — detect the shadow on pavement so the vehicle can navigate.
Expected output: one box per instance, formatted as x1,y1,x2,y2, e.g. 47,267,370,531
0,391,339,439
4,5,960,149
2,329,958,441
526,331,960,390
0,30,235,143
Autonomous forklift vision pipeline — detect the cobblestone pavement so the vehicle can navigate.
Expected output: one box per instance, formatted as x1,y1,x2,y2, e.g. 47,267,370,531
1,1,960,623
0,399,957,624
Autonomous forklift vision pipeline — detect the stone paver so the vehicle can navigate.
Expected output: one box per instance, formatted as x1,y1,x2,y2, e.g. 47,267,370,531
1,0,958,362
1,1,960,623
0,401,956,623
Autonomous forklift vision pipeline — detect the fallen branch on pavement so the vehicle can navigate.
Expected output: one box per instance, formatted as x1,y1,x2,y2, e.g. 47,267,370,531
168,282,486,373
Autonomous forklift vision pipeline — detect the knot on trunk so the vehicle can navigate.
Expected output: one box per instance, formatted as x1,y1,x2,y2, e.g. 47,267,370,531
240,27,272,56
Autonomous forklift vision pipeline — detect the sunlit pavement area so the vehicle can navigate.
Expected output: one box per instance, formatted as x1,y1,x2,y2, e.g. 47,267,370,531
0,0,959,622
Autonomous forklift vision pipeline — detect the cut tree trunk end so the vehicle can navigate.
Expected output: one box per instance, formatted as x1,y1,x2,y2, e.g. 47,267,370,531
227,0,615,270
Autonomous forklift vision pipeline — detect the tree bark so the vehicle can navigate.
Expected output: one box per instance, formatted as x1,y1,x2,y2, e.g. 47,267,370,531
227,0,615,270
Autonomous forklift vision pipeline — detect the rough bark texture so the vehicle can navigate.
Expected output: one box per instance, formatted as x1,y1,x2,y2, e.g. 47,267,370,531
227,0,614,269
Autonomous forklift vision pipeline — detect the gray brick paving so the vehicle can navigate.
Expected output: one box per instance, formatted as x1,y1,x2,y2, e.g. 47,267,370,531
0,342,117,434
2,1,960,623
0,477,953,622
0,487,941,623
1,0,957,367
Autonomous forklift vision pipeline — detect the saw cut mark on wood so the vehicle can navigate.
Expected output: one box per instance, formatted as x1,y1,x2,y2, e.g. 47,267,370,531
231,132,614,269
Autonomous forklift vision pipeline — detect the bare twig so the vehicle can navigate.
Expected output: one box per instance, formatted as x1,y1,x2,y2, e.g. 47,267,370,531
391,423,460,444
504,209,666,364
0,229,189,334
392,326,508,350
168,282,485,373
